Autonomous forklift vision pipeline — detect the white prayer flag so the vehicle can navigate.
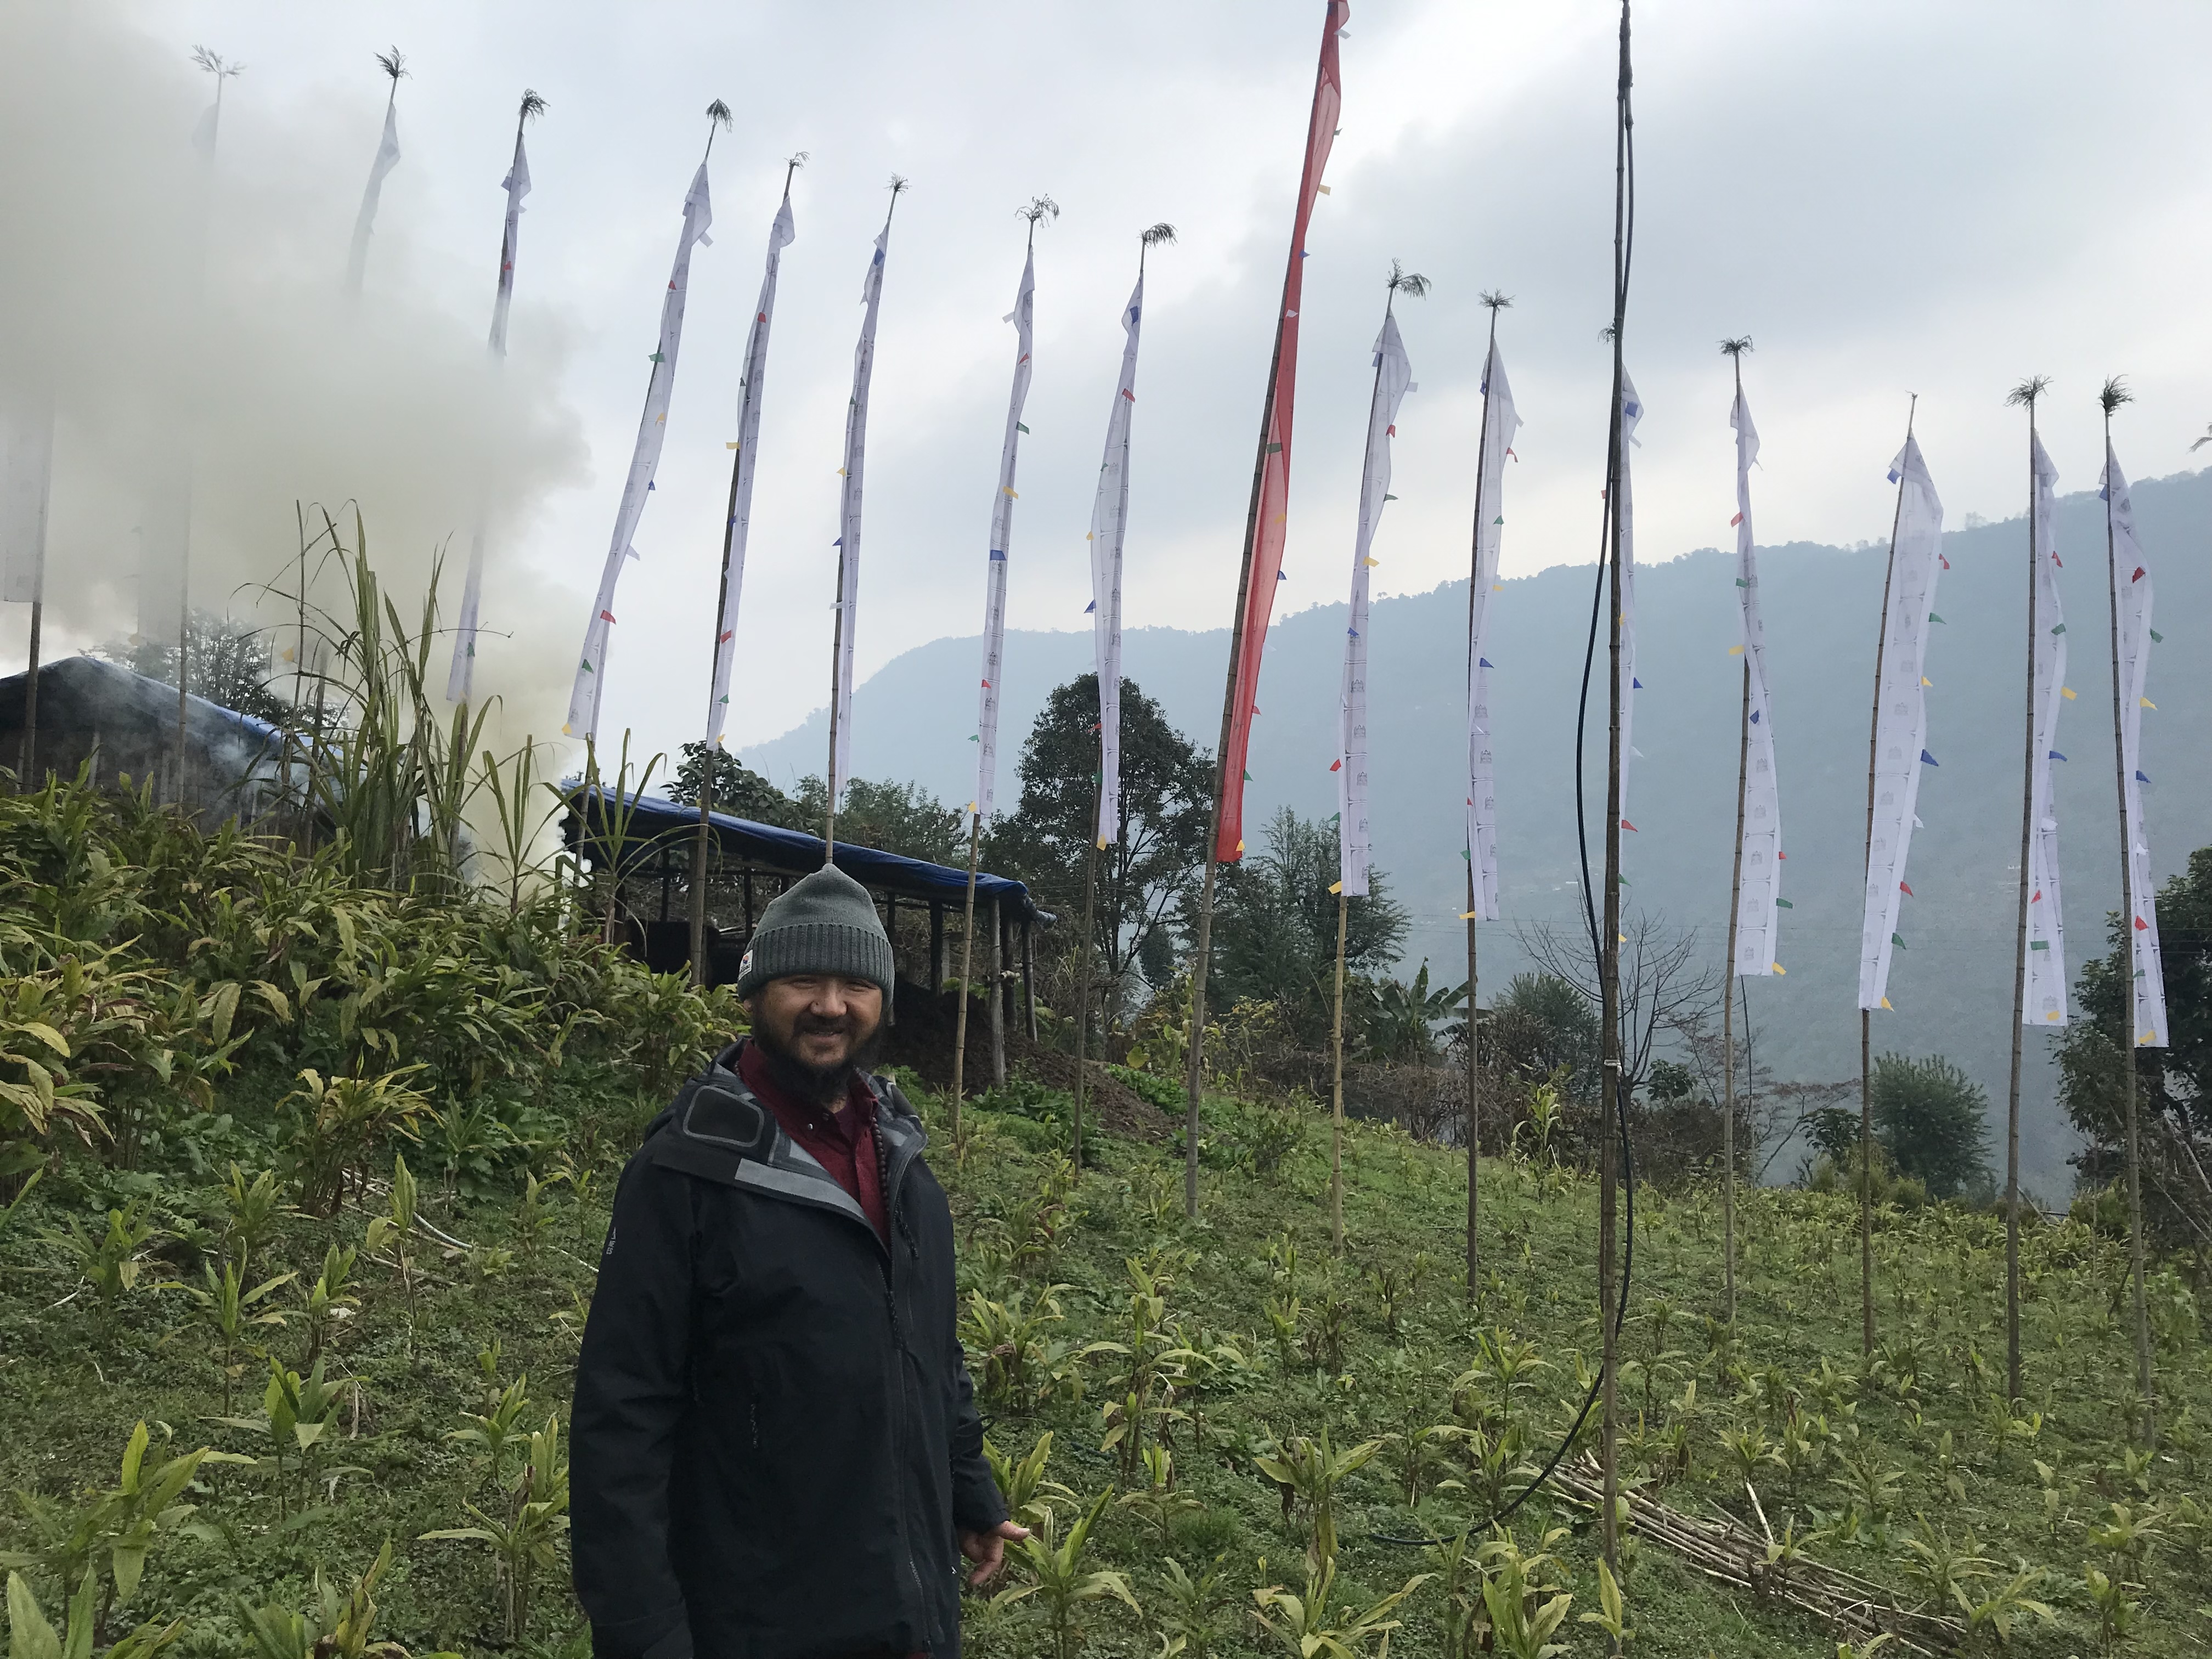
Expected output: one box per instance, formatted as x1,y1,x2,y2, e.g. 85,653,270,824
447,126,536,704
1616,374,1643,831
1730,387,1782,977
2024,433,2068,1025
563,160,713,740
2105,447,2166,1047
830,218,895,799
1089,273,1146,847
974,245,1035,822
0,400,53,607
1859,436,1944,1011
1336,308,1412,896
703,189,797,751
487,131,532,356
346,100,403,294
1464,340,1519,922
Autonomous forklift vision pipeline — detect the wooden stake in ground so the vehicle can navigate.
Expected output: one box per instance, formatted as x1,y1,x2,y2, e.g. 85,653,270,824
1324,262,1421,1252
952,195,1054,1131
1073,222,1171,1174
2002,373,2050,1403
823,175,908,861
691,154,804,985
1462,289,1511,1301
1328,885,1350,1251
1858,397,1915,1358
2098,373,2157,1444
1598,0,1635,1585
949,814,981,1138
1183,2,1347,1221
1718,336,1755,1328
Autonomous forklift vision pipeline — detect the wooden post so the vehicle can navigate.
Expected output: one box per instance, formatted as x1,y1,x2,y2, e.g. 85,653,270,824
2002,376,2047,1406
1719,341,1754,1330
1329,888,1349,1252
1860,397,1914,1360
988,897,1006,1088
950,814,983,1137
2100,381,2156,1444
1071,777,1103,1174
1023,918,1037,1041
1598,0,1633,1585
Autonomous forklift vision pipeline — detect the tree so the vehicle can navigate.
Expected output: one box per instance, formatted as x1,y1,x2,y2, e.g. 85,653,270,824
1869,1053,1993,1200
99,609,289,726
986,673,1211,1030
2059,845,2212,1247
817,777,966,866
664,743,804,826
1514,912,1721,1106
1481,973,1603,1104
1207,808,1409,1051
1356,962,1465,1066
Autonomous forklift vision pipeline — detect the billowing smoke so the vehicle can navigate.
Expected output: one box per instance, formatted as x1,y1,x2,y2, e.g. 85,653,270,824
0,3,588,763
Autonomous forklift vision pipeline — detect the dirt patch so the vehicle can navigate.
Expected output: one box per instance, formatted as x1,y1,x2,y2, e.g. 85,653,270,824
884,979,1170,1143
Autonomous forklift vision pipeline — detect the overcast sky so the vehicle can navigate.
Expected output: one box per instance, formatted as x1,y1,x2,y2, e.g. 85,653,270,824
14,0,2212,766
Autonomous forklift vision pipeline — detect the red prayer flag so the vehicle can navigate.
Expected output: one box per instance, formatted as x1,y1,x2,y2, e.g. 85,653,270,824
1215,0,1348,862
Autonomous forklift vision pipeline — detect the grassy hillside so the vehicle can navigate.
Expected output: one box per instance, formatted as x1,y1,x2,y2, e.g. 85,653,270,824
0,780,2205,1659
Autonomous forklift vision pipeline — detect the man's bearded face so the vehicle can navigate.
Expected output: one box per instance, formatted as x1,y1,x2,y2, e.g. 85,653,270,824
746,974,886,1103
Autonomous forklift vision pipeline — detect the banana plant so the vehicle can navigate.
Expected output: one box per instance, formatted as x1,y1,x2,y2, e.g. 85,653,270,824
214,1359,347,1518
300,1244,358,1369
4,1567,183,1659
1152,1555,1227,1659
1252,1429,1383,1566
181,1261,294,1414
217,1167,286,1278
983,1433,1076,1532
419,1412,571,1643
1116,1446,1201,1550
0,1423,221,1621
1250,1556,1427,1659
1575,1558,1632,1651
447,1369,536,1501
236,1540,455,1659
360,1154,419,1354
47,1201,161,1314
993,1489,1138,1659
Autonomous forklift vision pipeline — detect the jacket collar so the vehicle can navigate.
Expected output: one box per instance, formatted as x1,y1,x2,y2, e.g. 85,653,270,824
680,1041,926,1234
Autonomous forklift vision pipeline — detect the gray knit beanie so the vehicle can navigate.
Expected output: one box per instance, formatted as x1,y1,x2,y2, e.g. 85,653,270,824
735,863,895,1001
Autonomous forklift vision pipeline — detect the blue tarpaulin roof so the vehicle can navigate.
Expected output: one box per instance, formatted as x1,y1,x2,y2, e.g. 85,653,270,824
562,786,1045,926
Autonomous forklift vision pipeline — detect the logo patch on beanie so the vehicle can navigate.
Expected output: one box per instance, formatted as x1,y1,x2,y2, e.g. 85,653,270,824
738,949,754,982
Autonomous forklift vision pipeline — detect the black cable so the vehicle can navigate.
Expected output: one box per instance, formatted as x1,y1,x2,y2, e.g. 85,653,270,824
1376,0,1638,1549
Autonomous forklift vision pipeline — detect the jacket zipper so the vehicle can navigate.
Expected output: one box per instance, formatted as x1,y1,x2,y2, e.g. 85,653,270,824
880,1134,934,1644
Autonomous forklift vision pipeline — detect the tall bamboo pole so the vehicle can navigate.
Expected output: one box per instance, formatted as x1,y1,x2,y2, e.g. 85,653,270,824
1860,396,1915,1359
2099,375,2156,1444
1182,5,1341,1222
1463,292,1507,1303
1598,0,1634,1587
1719,337,1753,1328
1071,774,1103,1175
825,179,906,863
2002,374,2049,1403
1328,887,1349,1252
692,155,804,981
949,814,981,1138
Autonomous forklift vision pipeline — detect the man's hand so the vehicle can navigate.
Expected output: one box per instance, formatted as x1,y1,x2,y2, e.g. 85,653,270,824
959,1520,1029,1585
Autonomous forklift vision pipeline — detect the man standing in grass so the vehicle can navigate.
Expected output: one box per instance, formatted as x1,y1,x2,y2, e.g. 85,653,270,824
572,864,1021,1659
